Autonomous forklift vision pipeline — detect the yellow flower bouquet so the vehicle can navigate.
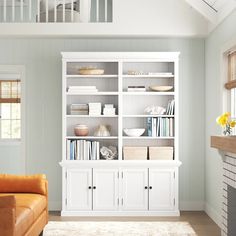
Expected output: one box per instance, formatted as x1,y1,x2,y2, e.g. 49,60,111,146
216,112,236,135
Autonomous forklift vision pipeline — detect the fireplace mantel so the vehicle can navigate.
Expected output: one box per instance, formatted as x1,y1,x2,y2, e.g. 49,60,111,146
211,136,236,154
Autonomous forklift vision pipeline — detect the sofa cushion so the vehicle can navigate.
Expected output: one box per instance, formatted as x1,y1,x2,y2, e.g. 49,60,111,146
0,193,47,236
0,174,47,195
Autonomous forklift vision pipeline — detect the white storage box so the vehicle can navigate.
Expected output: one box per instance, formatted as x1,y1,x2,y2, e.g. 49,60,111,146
123,147,147,160
149,146,173,160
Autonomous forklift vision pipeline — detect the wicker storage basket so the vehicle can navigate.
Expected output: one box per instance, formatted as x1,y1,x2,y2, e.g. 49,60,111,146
123,146,147,160
149,146,173,160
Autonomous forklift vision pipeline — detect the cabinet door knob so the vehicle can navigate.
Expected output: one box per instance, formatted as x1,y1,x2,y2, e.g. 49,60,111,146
88,186,92,189
144,186,148,189
93,186,96,189
149,186,152,190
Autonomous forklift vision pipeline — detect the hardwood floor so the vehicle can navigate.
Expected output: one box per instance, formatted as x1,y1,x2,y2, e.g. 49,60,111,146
49,211,220,236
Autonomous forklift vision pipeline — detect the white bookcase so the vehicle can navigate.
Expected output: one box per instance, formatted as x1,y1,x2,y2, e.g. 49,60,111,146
60,52,181,216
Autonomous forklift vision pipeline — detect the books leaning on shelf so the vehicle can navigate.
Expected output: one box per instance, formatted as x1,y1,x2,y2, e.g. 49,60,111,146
67,86,98,93
67,139,100,160
70,104,89,115
147,117,174,137
166,99,175,115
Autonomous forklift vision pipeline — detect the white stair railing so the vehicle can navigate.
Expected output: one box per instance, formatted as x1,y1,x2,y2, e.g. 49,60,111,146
1,0,113,23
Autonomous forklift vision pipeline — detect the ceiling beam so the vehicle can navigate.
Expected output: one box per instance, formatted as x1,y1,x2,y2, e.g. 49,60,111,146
185,0,217,23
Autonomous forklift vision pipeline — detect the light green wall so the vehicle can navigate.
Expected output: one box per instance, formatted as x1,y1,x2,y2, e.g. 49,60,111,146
0,38,205,210
205,9,236,225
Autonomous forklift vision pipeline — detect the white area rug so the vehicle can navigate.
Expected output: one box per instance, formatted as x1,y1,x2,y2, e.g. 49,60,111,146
44,221,197,236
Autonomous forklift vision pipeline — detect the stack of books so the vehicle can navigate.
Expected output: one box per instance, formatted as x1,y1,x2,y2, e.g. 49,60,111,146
103,104,116,116
89,103,102,115
67,86,98,93
166,99,175,115
67,139,100,160
127,86,146,92
70,104,89,115
147,117,174,137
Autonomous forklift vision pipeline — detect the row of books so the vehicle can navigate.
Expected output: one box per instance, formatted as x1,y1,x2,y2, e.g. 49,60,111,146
147,117,174,137
67,139,100,160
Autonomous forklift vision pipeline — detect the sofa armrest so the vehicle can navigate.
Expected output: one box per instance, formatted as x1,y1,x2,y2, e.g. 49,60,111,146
0,195,16,236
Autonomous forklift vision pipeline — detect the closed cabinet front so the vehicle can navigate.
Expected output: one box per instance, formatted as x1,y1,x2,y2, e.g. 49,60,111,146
121,168,148,211
149,168,174,211
66,168,92,210
93,168,119,211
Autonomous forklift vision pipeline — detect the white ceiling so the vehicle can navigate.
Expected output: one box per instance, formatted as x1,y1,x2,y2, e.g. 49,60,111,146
185,0,236,32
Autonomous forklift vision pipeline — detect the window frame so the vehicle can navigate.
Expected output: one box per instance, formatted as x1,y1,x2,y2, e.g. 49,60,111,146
0,66,25,146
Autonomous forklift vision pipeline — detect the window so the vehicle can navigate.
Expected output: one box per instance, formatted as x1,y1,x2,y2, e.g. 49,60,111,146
226,51,236,134
0,76,21,140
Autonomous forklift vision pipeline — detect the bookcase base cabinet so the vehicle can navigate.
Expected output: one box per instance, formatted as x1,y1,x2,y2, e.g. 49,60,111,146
61,164,180,216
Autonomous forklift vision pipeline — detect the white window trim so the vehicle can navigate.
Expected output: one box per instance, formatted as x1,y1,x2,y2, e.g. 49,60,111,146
221,38,236,135
0,65,25,157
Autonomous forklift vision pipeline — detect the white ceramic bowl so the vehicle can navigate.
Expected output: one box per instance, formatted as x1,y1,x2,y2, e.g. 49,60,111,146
123,128,145,137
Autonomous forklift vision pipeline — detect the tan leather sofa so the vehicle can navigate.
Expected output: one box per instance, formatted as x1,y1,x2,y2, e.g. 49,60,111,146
0,174,48,236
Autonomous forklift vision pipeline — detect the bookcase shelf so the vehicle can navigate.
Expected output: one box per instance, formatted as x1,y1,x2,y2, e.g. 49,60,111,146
61,52,180,217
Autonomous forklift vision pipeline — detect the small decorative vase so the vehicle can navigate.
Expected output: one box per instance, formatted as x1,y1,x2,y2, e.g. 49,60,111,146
94,125,111,137
74,124,89,136
223,124,232,136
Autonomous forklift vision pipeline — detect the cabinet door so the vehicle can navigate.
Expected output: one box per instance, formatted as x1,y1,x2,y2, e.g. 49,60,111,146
66,168,92,210
149,168,175,211
92,168,119,211
121,168,148,211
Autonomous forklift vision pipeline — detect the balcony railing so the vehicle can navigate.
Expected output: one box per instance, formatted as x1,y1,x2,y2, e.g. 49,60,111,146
0,0,112,23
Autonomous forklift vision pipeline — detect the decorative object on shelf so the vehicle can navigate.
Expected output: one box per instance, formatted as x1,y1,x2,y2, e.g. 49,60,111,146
123,128,145,137
78,67,104,75
70,104,89,115
103,104,116,116
74,124,89,136
149,86,173,92
89,103,102,115
127,86,146,92
94,125,111,137
67,86,98,93
144,105,166,115
216,112,236,136
127,70,146,75
149,146,173,160
123,146,147,160
100,146,118,160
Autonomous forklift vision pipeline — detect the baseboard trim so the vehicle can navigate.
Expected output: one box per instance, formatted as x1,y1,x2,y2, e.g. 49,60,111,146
49,201,61,211
204,202,221,228
180,201,205,211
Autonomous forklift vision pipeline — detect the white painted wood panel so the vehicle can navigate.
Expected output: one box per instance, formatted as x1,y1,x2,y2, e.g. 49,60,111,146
93,168,119,211
149,168,174,211
121,168,148,211
66,168,92,210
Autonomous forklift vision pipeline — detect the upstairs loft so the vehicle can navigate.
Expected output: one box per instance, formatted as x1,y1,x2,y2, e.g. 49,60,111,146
0,0,235,37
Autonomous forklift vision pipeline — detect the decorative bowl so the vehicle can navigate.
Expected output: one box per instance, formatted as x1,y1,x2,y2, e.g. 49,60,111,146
149,86,173,92
78,68,104,75
74,124,89,136
123,128,145,137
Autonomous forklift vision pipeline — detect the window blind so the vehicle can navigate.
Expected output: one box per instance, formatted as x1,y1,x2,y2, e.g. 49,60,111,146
0,80,21,103
225,51,236,90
